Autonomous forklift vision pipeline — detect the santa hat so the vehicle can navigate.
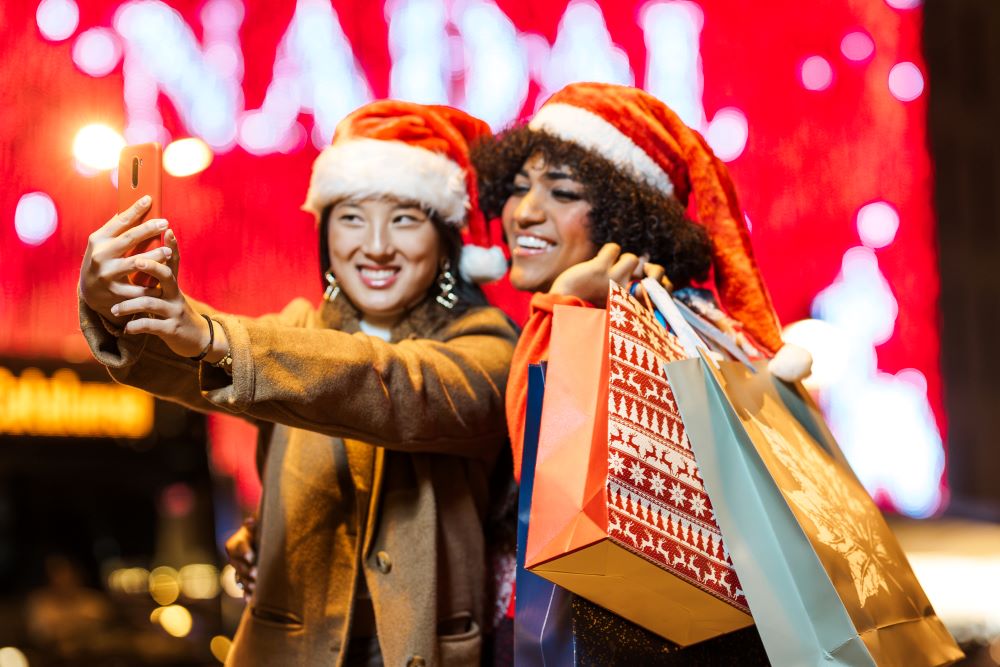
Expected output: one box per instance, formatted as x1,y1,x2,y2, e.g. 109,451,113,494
303,100,507,284
530,82,810,381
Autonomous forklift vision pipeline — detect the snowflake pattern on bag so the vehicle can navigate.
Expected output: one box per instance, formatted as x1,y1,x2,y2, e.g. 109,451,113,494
748,410,897,608
605,283,749,612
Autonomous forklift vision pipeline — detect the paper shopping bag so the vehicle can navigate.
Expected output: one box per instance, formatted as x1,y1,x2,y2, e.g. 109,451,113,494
665,354,964,666
524,284,753,646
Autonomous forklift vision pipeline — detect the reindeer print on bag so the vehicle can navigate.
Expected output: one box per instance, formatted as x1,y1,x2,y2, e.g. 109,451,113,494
604,283,748,612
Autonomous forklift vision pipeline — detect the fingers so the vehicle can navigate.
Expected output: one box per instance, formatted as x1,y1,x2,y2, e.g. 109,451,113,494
133,257,178,299
593,243,622,269
643,262,666,282
609,252,640,285
164,229,180,277
99,246,173,282
105,218,168,257
94,196,152,241
112,296,173,320
123,316,177,336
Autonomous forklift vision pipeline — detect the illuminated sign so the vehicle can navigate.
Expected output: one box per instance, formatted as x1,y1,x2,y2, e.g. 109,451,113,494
0,367,154,438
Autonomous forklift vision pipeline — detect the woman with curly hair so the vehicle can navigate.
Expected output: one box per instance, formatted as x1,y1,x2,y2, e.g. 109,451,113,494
473,82,809,664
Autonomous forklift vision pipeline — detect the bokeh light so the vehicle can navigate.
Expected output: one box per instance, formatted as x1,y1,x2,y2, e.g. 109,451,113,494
163,138,214,177
220,564,243,598
705,107,749,162
210,636,233,663
857,201,900,249
72,28,122,77
36,0,79,41
800,55,833,91
888,61,924,101
14,193,58,246
157,605,193,638
840,31,875,62
148,566,181,605
781,319,850,391
179,563,220,599
885,0,922,9
73,124,126,171
0,647,28,667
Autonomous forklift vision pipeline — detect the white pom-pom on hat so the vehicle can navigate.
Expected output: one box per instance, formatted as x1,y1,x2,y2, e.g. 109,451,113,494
768,343,813,383
460,245,507,284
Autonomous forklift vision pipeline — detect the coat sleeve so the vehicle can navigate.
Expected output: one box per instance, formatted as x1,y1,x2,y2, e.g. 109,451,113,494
504,292,590,482
200,306,518,459
77,291,310,417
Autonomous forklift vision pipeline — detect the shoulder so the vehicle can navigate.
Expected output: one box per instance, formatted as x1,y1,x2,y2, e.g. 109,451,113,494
272,297,321,328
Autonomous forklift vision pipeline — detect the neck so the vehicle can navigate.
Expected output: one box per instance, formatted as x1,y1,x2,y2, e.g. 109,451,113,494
361,312,402,330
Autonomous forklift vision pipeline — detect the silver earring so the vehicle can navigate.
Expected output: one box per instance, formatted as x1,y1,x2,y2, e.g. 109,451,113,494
436,262,458,310
323,270,341,302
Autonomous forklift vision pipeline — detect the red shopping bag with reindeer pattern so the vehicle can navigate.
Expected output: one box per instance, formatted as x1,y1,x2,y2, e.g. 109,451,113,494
524,282,753,646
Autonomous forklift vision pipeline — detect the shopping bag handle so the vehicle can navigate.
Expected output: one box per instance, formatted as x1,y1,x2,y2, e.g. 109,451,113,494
673,299,757,369
641,277,707,358
641,278,757,372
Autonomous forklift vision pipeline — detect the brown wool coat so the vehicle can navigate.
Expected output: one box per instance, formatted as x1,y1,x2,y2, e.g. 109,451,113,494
79,293,517,667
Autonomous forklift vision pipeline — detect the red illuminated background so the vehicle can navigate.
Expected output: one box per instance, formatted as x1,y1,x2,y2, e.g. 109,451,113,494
1,0,937,512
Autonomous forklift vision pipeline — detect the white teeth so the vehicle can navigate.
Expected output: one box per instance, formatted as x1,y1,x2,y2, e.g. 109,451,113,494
516,235,553,250
360,268,396,280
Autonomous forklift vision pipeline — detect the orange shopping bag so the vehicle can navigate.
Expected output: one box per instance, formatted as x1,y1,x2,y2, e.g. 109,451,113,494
524,282,753,646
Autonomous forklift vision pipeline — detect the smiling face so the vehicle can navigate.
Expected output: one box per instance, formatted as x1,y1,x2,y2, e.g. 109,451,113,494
501,153,598,293
326,197,444,326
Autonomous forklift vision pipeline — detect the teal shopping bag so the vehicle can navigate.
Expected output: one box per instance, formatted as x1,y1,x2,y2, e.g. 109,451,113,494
665,355,963,667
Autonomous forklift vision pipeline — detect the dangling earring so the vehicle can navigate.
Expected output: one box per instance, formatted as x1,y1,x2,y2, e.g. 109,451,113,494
323,270,341,302
436,261,458,310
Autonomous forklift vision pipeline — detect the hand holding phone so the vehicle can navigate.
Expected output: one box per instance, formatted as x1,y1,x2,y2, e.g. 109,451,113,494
117,143,163,287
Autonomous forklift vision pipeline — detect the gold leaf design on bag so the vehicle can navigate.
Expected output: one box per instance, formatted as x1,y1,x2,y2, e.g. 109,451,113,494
749,412,896,607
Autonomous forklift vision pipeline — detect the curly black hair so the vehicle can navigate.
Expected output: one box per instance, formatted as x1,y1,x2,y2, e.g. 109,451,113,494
471,126,712,288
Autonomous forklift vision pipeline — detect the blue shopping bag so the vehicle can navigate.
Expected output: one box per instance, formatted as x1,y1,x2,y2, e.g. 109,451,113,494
514,363,577,666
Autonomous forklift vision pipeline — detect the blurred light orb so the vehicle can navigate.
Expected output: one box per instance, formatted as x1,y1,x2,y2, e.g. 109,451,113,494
800,55,833,91
857,201,900,248
705,107,749,162
163,138,214,177
15,193,58,246
0,647,29,667
781,319,849,391
73,124,126,171
220,564,243,598
36,0,79,41
73,28,122,77
210,636,233,663
179,564,220,599
888,62,924,101
149,566,181,605
840,31,875,62
158,605,193,638
885,0,922,9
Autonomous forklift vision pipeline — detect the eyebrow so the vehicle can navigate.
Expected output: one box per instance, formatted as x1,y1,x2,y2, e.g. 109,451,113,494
543,170,576,181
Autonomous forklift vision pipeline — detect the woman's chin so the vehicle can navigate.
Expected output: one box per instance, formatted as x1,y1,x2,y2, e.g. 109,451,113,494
509,267,554,294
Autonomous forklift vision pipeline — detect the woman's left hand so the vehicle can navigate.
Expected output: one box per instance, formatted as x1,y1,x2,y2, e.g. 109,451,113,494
110,229,212,358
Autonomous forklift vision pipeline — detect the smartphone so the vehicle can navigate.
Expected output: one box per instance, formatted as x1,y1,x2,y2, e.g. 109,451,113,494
117,142,163,287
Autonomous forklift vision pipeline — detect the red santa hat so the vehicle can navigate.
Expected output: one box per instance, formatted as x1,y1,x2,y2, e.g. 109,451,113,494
303,100,507,284
530,82,810,381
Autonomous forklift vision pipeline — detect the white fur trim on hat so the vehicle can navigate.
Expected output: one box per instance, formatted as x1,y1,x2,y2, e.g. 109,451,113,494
303,138,469,224
459,245,507,284
529,102,674,196
768,343,813,383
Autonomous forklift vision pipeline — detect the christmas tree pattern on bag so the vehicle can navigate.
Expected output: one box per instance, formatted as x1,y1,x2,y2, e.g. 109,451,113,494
605,282,749,612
